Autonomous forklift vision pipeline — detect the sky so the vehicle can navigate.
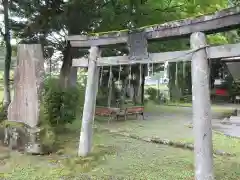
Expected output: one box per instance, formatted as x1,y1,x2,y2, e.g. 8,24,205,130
0,13,18,45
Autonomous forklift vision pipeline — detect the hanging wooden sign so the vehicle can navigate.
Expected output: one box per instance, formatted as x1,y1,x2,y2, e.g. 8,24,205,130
127,30,148,61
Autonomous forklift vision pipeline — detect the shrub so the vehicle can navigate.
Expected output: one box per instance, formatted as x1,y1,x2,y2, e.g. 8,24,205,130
146,87,158,101
42,77,84,127
96,84,121,106
39,121,57,152
180,95,192,103
96,87,108,106
0,101,7,121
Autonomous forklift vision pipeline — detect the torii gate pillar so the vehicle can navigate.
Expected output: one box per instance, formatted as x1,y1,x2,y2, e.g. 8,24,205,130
78,46,100,157
191,32,214,180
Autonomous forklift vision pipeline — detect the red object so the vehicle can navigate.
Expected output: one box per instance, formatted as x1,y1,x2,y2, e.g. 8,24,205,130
215,89,227,96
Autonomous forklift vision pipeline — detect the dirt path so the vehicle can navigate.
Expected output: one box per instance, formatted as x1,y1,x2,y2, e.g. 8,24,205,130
212,120,240,138
145,105,240,138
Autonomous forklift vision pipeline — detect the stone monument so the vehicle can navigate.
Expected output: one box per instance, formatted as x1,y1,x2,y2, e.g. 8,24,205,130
7,44,45,154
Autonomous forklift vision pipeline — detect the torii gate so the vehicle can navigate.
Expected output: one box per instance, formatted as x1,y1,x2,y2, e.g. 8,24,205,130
68,6,240,180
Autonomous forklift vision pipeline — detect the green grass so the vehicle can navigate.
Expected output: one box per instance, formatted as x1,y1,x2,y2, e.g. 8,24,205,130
0,70,14,101
145,84,168,90
0,121,117,179
94,103,240,179
1,129,239,180
165,102,192,107
182,132,240,155
91,132,240,180
0,92,239,179
145,101,234,114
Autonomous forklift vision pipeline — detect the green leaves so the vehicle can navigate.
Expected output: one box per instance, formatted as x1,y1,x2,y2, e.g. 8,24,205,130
41,77,83,126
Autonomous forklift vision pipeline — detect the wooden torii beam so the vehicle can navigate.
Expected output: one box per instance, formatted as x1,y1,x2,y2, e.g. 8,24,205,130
72,43,240,67
67,6,240,47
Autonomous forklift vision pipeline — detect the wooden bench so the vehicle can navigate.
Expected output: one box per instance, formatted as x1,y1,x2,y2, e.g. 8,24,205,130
117,106,144,121
95,107,120,123
80,106,144,123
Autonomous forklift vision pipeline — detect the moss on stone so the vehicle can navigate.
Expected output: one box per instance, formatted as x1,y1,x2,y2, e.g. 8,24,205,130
0,120,26,128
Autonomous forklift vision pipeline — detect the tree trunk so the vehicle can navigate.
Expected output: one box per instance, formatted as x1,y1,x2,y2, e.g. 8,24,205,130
178,62,185,97
111,81,117,106
59,43,72,88
168,62,177,101
175,62,182,100
3,0,12,108
182,62,186,95
187,63,192,94
121,78,128,107
107,71,113,107
134,72,141,105
141,65,146,105
68,67,78,87
133,83,137,105
129,84,134,101
175,62,178,90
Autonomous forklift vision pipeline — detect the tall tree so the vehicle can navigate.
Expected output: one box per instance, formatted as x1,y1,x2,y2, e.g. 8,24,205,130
1,0,12,107
10,0,109,87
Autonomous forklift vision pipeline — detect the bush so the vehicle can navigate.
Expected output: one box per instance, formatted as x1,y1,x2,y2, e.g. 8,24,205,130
0,101,7,121
96,86,109,106
180,95,192,103
146,87,158,101
39,122,57,152
42,77,84,127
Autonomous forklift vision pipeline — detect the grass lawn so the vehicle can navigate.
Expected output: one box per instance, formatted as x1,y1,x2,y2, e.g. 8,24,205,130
0,103,239,179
